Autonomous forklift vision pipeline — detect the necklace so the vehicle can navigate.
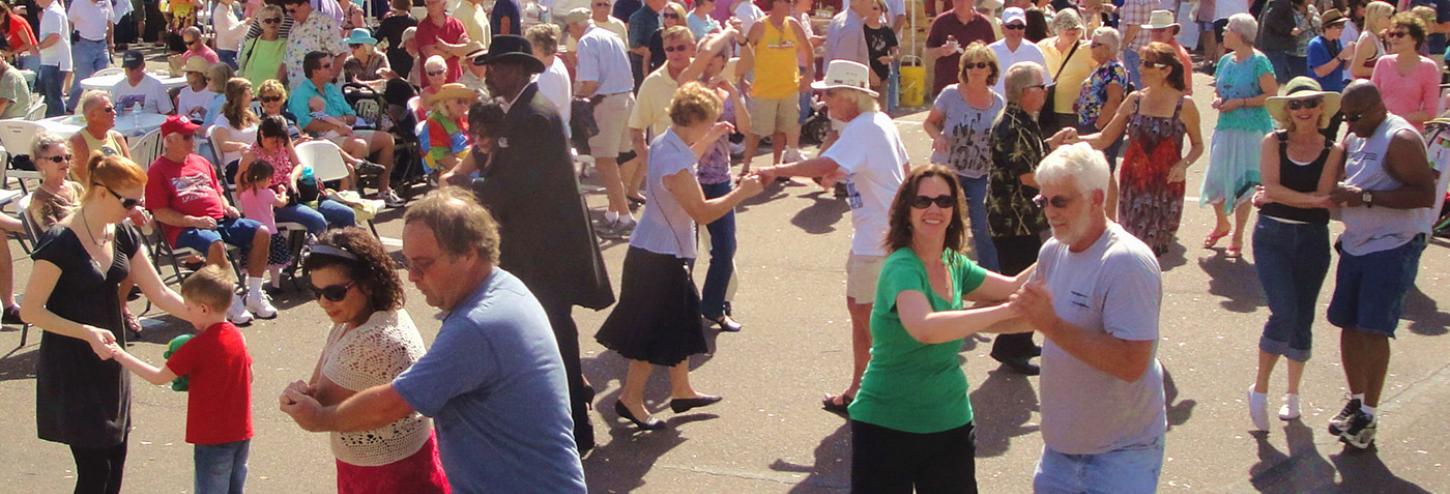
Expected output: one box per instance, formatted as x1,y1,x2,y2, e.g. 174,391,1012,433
80,207,112,247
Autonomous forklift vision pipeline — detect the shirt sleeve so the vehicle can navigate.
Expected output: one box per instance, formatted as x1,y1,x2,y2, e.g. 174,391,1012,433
328,85,356,117
153,80,175,114
874,254,926,312
165,332,209,377
926,16,944,48
627,79,656,130
575,39,600,83
392,319,499,417
1422,60,1442,117
954,252,989,295
289,87,314,128
1306,38,1330,69
1101,249,1162,341
821,123,865,173
144,166,172,211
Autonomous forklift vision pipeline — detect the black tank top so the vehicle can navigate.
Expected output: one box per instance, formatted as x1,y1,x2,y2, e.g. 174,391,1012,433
1261,130,1331,225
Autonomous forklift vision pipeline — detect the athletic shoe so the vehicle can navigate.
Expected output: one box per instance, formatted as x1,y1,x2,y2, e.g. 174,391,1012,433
1340,412,1377,449
782,147,806,163
246,291,278,320
355,160,385,176
383,190,406,208
1328,398,1361,436
228,294,254,326
1248,387,1270,432
1279,394,1301,421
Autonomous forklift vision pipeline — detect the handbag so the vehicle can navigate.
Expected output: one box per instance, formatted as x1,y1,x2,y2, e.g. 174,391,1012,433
1039,39,1082,131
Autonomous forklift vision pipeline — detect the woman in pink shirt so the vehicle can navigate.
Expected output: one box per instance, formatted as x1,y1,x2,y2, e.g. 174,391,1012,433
1370,13,1440,130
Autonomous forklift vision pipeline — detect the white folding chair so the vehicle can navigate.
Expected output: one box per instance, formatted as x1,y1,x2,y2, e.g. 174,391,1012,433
129,128,163,171
12,193,37,347
296,140,380,237
0,120,47,192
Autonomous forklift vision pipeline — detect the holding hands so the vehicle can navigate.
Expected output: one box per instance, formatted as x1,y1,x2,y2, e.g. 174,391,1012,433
1048,127,1079,148
1008,281,1058,333
86,326,117,361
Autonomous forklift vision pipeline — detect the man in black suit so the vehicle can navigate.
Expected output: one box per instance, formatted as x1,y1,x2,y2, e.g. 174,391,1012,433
472,35,615,454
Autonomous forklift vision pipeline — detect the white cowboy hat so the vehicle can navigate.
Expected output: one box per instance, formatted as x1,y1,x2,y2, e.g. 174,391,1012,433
811,60,879,97
1141,10,1179,31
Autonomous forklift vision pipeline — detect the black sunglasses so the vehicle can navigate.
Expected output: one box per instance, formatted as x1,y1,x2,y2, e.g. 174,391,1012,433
1004,24,1026,30
42,154,73,163
100,186,141,209
1032,194,1073,209
663,12,679,18
961,62,992,70
261,95,283,102
910,194,954,209
1342,110,1367,122
664,44,690,53
311,281,355,302
262,17,282,24
1287,98,1321,111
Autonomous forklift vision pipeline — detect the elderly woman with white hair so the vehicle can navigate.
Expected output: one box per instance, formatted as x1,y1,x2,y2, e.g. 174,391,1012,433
1037,8,1094,137
986,61,1076,375
415,55,449,120
752,60,909,415
1202,13,1277,259
1075,27,1128,216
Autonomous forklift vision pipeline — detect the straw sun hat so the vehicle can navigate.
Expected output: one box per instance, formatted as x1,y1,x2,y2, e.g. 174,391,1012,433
1265,77,1341,130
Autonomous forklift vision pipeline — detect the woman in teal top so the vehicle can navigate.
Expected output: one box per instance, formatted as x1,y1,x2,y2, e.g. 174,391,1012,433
848,165,1035,493
1201,13,1279,258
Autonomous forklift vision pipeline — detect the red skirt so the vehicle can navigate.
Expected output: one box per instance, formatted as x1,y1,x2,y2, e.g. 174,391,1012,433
336,431,450,494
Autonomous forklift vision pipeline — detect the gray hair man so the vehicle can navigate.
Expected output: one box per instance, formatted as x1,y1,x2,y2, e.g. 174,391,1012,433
1009,142,1167,493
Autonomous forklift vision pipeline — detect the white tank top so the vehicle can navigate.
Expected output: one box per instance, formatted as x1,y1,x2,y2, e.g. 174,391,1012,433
1339,114,1428,256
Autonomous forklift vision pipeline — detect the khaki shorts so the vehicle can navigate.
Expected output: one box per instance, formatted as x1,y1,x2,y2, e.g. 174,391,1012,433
750,96,801,136
589,92,635,159
845,254,886,303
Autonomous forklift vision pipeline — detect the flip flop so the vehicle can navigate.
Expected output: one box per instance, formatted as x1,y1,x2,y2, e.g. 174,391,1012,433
821,393,853,415
1226,243,1243,259
1203,229,1230,249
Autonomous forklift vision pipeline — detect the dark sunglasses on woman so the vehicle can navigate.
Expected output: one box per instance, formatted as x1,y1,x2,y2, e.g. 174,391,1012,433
911,194,954,209
311,281,355,302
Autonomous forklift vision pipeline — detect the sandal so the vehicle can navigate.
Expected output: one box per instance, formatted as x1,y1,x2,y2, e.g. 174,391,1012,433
1203,229,1230,249
1226,243,1243,259
821,393,853,415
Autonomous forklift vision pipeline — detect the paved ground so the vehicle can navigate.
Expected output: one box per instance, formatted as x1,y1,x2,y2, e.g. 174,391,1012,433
2,69,1449,493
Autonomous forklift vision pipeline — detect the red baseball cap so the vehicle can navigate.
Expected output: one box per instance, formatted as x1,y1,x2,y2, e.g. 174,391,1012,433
161,115,201,138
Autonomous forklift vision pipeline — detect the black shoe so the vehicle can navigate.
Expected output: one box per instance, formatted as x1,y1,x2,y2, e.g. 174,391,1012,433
1340,410,1377,449
614,401,665,430
1,305,22,325
127,286,142,301
995,356,1041,376
1328,398,1362,436
669,394,722,413
704,314,742,332
1028,345,1043,358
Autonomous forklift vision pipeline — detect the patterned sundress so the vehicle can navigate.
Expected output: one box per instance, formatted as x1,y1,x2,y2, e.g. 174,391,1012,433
1120,95,1188,256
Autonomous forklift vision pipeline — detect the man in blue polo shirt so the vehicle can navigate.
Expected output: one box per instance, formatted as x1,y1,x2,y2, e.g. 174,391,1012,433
288,51,404,207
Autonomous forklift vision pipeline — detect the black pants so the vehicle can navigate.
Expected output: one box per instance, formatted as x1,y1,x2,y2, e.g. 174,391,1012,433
70,441,127,494
851,420,977,494
538,297,595,454
991,235,1043,360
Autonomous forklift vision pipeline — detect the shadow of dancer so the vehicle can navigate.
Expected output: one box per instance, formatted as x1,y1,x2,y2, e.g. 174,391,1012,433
1402,285,1450,336
970,368,1041,458
1163,366,1197,430
1199,254,1266,313
1248,420,1336,492
771,423,852,493
787,191,852,235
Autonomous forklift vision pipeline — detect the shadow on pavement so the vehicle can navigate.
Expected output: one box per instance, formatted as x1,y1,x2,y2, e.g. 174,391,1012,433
1248,420,1431,493
1402,285,1449,336
1164,367,1197,431
970,368,1040,458
0,345,36,381
788,191,850,235
1159,242,1189,272
770,423,850,493
1199,254,1264,313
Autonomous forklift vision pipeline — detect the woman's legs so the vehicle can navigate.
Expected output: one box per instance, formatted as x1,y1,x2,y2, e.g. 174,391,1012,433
70,440,128,494
699,182,736,320
620,359,656,420
667,361,707,399
1231,204,1252,250
274,204,329,235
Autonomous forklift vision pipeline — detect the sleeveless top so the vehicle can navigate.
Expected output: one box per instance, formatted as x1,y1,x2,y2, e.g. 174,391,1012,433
1339,114,1426,255
751,17,802,100
1261,130,1331,225
1127,94,1185,150
253,145,296,189
79,128,124,158
1358,32,1383,76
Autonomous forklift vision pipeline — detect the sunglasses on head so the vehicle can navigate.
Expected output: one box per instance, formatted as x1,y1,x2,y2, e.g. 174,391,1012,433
1286,98,1321,110
961,62,991,70
100,186,141,209
42,154,73,163
910,194,954,209
1032,194,1073,209
310,281,355,302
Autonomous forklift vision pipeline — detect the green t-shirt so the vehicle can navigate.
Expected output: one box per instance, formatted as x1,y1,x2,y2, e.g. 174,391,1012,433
239,38,286,89
0,67,32,119
848,247,988,434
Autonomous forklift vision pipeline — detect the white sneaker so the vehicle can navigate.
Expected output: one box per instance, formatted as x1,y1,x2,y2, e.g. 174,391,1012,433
227,293,254,325
1279,394,1301,421
782,147,806,163
383,190,406,208
246,291,278,319
1248,386,1270,432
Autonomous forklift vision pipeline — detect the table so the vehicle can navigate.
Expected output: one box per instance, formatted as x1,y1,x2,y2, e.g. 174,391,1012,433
36,113,171,139
80,73,188,92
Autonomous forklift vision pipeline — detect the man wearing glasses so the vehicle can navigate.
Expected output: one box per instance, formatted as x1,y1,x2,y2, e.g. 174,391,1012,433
987,8,1049,96
290,51,404,206
1008,142,1168,493
281,0,347,86
177,26,220,66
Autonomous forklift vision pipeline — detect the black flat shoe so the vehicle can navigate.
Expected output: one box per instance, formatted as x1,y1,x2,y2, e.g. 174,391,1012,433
669,395,722,413
1028,345,1042,358
821,393,852,416
704,314,742,332
996,356,1041,376
614,401,665,430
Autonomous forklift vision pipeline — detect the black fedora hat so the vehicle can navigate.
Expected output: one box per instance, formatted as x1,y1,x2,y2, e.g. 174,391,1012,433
475,35,545,73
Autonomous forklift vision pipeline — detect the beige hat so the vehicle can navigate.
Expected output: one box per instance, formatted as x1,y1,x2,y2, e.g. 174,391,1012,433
564,7,591,25
426,83,480,106
1266,77,1342,130
1141,10,1179,31
182,56,213,74
811,60,878,97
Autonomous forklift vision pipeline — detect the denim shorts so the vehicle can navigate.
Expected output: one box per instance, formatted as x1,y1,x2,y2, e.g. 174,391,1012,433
174,217,264,254
1033,435,1165,494
1327,234,1427,337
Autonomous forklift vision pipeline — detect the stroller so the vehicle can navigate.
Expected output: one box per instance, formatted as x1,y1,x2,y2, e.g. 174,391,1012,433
344,80,431,199
1421,118,1450,238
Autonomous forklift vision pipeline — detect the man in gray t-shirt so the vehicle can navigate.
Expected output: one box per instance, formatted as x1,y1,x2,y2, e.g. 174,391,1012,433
1010,143,1167,494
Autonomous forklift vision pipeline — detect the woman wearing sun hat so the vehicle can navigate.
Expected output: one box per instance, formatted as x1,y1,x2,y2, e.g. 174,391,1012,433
422,83,478,181
343,28,392,86
1245,76,1342,433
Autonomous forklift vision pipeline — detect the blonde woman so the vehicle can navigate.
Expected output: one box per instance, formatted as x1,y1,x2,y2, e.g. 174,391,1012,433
923,42,1005,273
1349,1,1394,79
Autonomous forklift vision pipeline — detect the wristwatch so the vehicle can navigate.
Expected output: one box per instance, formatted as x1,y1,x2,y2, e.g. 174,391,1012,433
1362,190,1374,208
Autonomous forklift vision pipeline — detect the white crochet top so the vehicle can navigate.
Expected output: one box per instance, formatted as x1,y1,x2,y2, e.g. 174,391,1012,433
320,309,432,467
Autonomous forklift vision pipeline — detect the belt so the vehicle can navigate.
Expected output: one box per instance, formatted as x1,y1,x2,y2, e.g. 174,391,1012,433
79,37,108,43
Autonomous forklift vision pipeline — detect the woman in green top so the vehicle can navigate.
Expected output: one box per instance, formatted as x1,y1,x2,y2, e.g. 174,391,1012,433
238,5,287,89
849,165,1035,493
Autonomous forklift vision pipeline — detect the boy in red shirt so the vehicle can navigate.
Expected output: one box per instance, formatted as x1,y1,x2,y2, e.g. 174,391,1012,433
107,265,254,494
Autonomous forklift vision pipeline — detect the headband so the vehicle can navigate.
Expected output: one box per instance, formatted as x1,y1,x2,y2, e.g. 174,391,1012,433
308,244,359,261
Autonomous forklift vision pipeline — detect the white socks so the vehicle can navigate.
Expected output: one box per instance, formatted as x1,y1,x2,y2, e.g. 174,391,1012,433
246,276,264,300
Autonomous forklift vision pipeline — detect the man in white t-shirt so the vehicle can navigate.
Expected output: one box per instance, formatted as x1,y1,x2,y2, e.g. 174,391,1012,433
111,51,175,115
988,8,1050,95
66,0,114,111
752,60,907,414
733,0,765,35
1009,143,1167,493
37,0,72,117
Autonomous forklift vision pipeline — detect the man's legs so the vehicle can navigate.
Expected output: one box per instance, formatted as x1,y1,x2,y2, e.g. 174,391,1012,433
588,94,636,227
539,296,595,453
68,39,110,110
358,130,398,197
39,65,66,117
216,218,276,319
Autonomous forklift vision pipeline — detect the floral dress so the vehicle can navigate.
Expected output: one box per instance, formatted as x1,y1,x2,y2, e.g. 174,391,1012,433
1120,95,1188,256
1076,59,1130,126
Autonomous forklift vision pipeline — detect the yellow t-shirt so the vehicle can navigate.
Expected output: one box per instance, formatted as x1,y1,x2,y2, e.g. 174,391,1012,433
456,2,491,49
628,66,680,137
1038,37,1097,115
750,17,801,100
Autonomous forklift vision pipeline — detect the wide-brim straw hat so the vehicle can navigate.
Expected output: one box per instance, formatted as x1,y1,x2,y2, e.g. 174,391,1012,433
182,56,213,74
426,83,479,106
810,60,879,97
1142,10,1179,31
1266,77,1342,129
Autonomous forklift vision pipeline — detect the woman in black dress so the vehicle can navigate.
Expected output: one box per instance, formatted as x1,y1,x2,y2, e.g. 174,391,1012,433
20,155,189,494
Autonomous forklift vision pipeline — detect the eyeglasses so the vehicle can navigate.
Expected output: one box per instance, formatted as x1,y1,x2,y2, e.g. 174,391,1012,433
1385,30,1407,39
1139,60,1168,69
961,62,992,70
1286,98,1321,111
1004,23,1026,30
1026,83,1050,91
310,281,355,302
348,43,363,49
260,95,283,103
404,256,438,274
41,154,73,163
1342,110,1367,122
100,186,142,209
320,63,333,69
1032,194,1073,209
593,2,610,6
1090,41,1104,48
910,194,954,209
427,70,445,76
262,17,281,24
663,12,679,18
664,44,690,53
183,38,197,45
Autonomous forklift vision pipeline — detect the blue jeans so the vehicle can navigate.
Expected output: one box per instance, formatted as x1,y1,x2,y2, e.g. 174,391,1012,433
1123,50,1143,93
194,439,249,494
798,90,813,125
1252,217,1330,362
174,217,264,254
69,38,111,110
886,59,901,114
956,175,1000,272
274,200,356,234
1267,52,1306,84
1327,234,1427,337
16,54,39,72
1034,435,1165,494
699,181,736,319
217,49,238,69
39,64,66,117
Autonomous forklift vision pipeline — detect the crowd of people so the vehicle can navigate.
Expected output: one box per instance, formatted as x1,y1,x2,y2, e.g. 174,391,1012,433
4,0,1450,492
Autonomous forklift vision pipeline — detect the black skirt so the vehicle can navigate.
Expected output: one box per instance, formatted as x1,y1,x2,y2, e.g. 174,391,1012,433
596,247,708,366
